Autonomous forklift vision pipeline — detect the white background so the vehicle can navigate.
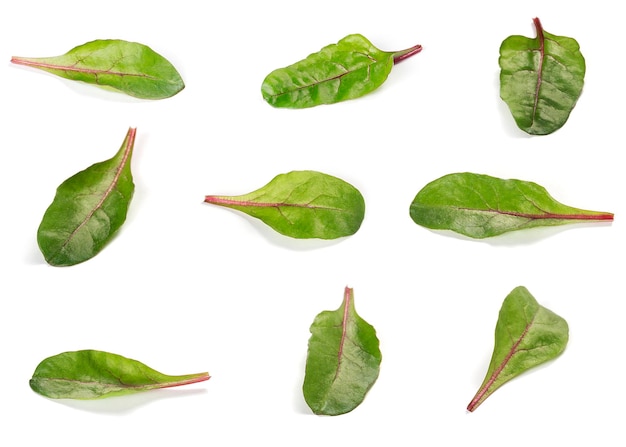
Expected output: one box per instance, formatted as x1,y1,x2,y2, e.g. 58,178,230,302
1,1,623,445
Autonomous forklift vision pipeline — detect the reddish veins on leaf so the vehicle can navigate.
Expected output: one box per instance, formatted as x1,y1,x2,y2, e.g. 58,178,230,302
467,320,533,412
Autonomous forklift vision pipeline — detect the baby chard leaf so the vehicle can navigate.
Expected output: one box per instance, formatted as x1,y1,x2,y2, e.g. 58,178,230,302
11,40,184,99
500,18,585,135
261,34,422,108
204,170,365,239
303,287,381,416
409,172,613,239
467,286,568,412
37,128,137,266
30,350,209,399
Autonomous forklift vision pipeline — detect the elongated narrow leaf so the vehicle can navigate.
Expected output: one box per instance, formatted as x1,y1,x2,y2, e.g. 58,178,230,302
409,172,613,239
303,287,381,415
12,40,184,99
467,286,568,412
204,170,365,239
37,128,137,266
500,18,585,135
262,34,421,108
30,350,209,399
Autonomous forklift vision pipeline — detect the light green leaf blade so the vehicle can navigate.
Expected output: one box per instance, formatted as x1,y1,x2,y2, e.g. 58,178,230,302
261,34,421,108
204,170,366,239
467,286,568,412
12,40,184,99
499,18,585,135
409,172,613,239
303,287,381,416
30,350,210,400
37,128,137,266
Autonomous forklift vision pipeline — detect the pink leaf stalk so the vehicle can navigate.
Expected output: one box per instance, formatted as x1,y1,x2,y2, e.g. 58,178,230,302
531,17,546,127
393,44,423,64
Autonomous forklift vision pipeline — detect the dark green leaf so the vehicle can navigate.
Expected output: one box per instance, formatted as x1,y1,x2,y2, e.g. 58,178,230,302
409,172,613,239
37,127,137,266
30,350,209,399
303,287,381,416
499,18,585,135
261,34,421,108
12,40,184,99
204,170,365,239
467,286,568,412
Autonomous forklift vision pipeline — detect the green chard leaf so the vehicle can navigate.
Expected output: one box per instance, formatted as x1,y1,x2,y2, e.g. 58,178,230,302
500,18,585,135
30,350,209,399
467,286,568,412
303,287,381,416
261,34,422,108
11,40,184,99
409,172,613,239
204,170,365,239
37,127,137,266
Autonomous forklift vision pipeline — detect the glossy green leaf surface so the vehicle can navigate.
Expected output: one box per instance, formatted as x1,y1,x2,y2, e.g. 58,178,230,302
500,18,585,135
261,34,421,108
12,40,184,99
467,286,568,412
409,172,613,239
204,170,365,239
303,287,381,416
37,128,136,266
30,350,209,400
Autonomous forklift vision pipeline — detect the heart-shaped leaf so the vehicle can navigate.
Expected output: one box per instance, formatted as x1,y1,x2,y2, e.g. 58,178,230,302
467,286,568,412
261,34,421,108
37,127,137,266
303,287,381,415
204,170,366,239
30,350,209,399
499,18,585,135
409,172,613,239
12,40,184,99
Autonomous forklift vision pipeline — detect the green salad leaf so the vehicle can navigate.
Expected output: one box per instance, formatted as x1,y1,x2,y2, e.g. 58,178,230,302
204,170,365,239
12,40,184,99
303,287,381,416
261,34,421,108
409,172,613,239
467,286,568,412
499,18,585,135
30,350,209,399
37,127,137,266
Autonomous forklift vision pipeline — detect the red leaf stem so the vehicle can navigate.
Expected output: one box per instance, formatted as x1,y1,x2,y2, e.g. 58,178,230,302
531,17,545,125
393,44,423,64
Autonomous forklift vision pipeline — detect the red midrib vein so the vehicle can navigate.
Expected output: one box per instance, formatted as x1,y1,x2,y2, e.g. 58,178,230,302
467,318,534,412
531,17,545,126
39,373,209,389
269,58,377,99
11,57,156,79
204,196,341,211
334,287,352,381
495,210,612,220
456,206,614,221
59,128,136,252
